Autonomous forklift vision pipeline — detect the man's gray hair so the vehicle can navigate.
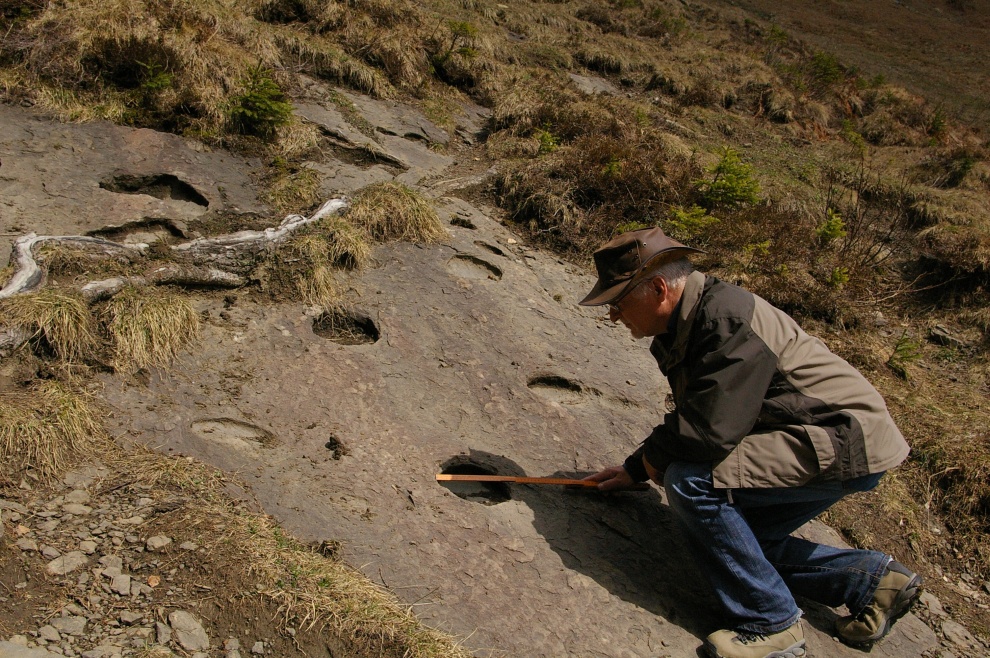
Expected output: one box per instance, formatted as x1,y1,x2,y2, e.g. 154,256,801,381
625,257,694,304
651,257,694,289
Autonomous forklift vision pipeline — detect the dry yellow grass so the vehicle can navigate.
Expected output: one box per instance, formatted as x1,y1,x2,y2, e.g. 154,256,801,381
103,287,201,370
347,182,447,244
0,289,99,363
265,164,322,216
0,380,108,480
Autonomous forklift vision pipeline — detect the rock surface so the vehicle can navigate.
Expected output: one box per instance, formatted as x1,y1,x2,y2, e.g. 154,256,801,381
0,84,975,658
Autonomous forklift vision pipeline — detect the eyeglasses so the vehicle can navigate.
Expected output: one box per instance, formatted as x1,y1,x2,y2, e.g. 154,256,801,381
608,278,648,315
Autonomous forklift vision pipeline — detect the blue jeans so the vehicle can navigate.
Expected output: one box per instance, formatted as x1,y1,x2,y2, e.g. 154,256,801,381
664,460,891,633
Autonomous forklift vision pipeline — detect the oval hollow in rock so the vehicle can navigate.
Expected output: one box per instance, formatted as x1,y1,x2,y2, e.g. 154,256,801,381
313,309,380,344
100,174,209,207
527,374,588,405
474,241,505,257
446,254,502,281
190,418,277,451
438,461,511,505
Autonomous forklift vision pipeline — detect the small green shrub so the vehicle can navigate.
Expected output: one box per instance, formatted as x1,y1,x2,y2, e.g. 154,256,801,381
535,126,560,154
816,208,847,245
743,239,771,269
827,266,849,289
809,51,844,89
697,148,761,209
229,65,293,138
137,60,173,93
841,119,867,153
887,330,922,379
430,20,479,70
665,204,719,241
601,158,623,177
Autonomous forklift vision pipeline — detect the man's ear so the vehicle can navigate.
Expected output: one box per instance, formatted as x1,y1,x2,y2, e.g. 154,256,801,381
651,275,669,302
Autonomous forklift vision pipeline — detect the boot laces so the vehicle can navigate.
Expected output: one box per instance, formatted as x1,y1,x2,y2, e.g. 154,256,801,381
737,631,769,645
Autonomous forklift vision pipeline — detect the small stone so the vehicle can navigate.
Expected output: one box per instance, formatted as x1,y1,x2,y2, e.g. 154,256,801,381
119,611,143,625
64,490,91,505
102,566,122,579
47,552,88,576
146,536,172,551
224,639,241,651
99,555,123,569
42,546,62,559
79,541,98,554
16,538,39,552
942,619,977,648
179,541,199,551
111,573,131,596
0,499,29,514
251,641,264,654
38,519,60,532
50,615,87,635
169,611,210,651
118,516,144,525
62,504,93,516
39,626,62,642
920,591,948,618
155,621,172,645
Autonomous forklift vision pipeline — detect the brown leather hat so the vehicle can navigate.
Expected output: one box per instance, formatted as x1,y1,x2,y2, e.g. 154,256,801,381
580,227,702,306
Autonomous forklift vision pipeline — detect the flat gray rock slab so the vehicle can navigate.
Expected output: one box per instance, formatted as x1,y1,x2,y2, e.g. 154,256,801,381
296,98,453,186
101,198,938,657
306,159,395,196
0,104,265,265
293,102,380,153
338,90,450,144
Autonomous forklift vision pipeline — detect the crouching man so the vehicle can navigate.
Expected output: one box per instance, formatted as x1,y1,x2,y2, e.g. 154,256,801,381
581,228,922,658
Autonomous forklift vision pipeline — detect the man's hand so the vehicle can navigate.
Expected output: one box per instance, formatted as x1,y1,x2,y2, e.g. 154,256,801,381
583,465,641,492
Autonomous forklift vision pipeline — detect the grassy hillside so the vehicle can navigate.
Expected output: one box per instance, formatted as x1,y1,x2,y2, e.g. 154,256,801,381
2,0,989,641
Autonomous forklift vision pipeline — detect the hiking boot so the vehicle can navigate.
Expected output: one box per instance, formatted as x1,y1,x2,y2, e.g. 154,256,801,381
704,621,805,658
836,560,923,648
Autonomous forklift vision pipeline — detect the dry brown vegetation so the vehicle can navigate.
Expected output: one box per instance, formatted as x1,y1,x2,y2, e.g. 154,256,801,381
2,0,989,646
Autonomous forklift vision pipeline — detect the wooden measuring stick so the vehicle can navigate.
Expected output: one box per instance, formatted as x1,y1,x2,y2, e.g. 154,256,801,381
436,474,600,488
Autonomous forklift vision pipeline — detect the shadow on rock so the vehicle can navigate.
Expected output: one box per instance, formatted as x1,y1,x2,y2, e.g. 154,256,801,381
444,450,720,640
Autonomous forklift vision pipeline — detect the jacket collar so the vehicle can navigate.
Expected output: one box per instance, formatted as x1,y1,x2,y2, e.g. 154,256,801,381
651,270,706,371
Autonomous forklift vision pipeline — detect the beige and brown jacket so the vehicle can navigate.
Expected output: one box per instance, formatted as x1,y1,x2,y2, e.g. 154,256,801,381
623,271,910,489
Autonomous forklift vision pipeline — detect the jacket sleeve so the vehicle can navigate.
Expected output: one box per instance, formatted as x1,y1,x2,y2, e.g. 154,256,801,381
639,315,779,477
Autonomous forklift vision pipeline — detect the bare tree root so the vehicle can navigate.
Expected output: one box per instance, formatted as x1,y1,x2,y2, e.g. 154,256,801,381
1,235,147,299
0,197,350,355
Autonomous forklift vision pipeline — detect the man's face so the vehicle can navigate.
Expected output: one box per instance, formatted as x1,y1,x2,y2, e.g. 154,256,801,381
608,278,671,339
608,279,669,340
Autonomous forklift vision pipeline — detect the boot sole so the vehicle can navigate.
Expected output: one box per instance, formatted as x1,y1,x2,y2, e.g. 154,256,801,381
841,573,924,648
704,639,806,658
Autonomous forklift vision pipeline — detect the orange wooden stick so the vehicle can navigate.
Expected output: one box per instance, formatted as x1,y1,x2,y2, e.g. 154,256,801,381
436,474,600,488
